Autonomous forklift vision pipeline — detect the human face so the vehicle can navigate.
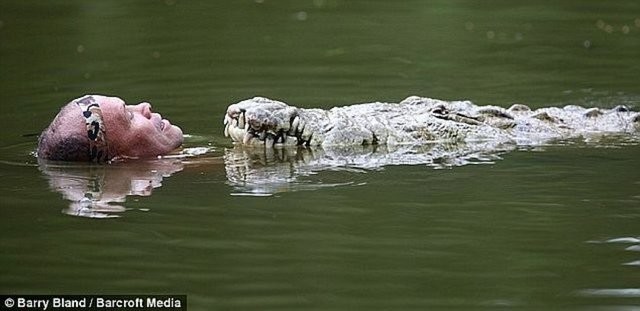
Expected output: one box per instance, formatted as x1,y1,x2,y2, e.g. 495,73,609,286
93,95,183,158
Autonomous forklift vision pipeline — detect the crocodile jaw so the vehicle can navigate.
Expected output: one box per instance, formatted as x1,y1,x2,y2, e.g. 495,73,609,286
223,97,308,147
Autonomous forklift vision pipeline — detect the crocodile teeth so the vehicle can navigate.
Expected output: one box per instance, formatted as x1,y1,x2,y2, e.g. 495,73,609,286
237,112,245,129
228,120,246,142
301,125,313,142
243,132,252,145
265,135,274,147
290,116,300,135
230,127,242,142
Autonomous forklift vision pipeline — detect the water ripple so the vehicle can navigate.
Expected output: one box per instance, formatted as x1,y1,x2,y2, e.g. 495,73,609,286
579,288,640,298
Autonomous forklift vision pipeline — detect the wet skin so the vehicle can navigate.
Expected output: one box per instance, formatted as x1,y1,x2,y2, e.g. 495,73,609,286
94,95,184,158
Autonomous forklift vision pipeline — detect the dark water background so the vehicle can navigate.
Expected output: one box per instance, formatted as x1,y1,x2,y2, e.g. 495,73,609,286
1,1,640,309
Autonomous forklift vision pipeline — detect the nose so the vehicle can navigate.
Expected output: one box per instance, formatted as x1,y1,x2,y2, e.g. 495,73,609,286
131,102,153,119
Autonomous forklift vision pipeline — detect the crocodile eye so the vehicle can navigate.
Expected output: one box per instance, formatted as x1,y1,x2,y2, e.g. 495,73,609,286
432,107,445,115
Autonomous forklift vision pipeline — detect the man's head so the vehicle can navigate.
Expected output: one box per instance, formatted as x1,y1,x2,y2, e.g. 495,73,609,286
37,95,184,162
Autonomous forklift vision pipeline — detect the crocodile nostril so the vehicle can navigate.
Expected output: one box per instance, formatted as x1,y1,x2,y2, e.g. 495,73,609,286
614,105,630,112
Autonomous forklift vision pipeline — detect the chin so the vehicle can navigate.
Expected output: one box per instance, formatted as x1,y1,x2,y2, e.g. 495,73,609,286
169,125,184,145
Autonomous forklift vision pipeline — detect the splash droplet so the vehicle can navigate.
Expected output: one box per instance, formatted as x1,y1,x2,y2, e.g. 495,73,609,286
622,25,630,34
295,11,308,21
486,31,495,40
604,24,613,33
313,0,326,8
465,21,474,31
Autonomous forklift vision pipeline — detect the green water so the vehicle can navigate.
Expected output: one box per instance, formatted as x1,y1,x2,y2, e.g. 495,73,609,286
1,1,640,309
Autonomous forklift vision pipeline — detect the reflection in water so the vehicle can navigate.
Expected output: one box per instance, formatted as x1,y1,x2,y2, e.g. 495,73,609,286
578,288,640,298
223,140,515,195
601,236,640,267
38,158,184,218
38,137,639,214
223,131,640,196
579,236,640,298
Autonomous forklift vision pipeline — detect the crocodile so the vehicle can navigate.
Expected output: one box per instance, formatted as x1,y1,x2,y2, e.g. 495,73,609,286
223,96,640,148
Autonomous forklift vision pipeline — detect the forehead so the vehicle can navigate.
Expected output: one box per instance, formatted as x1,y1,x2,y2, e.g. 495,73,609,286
95,96,131,131
94,95,125,107
60,95,127,128
64,95,124,111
